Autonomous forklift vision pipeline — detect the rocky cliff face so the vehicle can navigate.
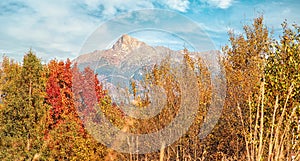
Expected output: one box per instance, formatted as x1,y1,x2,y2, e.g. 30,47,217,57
112,34,146,52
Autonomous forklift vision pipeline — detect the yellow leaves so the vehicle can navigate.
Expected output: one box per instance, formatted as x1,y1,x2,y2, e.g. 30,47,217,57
130,80,137,99
184,53,195,70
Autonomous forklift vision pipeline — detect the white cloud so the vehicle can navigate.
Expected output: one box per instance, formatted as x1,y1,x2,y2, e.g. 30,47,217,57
83,0,154,17
0,0,101,61
160,0,190,12
82,0,190,16
0,0,195,62
203,0,235,9
1,0,299,62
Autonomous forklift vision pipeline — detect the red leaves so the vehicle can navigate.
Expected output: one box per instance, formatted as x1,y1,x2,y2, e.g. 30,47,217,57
72,64,107,123
45,60,82,135
46,61,63,129
45,60,107,139
94,73,106,102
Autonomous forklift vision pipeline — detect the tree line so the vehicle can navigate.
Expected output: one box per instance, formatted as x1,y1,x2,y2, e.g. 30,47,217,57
0,16,299,160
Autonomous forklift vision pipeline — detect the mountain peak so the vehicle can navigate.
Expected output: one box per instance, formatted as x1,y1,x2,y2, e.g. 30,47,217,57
112,34,146,52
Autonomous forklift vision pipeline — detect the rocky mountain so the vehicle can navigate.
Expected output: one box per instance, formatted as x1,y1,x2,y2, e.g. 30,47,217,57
73,34,219,87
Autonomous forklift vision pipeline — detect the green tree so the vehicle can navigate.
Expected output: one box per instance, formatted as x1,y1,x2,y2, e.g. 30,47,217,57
0,51,48,160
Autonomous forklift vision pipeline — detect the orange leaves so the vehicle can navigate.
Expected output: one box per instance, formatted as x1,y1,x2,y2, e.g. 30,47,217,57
45,60,83,136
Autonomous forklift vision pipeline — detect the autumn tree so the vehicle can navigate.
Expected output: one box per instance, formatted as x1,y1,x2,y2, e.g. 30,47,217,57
260,21,300,161
44,60,107,160
72,65,106,123
0,51,48,160
203,16,271,159
265,21,300,108
214,16,300,160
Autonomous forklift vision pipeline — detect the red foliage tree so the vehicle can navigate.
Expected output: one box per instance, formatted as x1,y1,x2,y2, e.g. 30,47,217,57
72,64,107,123
45,59,84,138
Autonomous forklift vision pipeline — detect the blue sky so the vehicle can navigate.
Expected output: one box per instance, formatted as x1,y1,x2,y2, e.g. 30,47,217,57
0,0,299,62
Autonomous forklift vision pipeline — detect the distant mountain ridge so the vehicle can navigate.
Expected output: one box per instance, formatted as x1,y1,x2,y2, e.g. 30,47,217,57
73,34,219,85
74,34,174,69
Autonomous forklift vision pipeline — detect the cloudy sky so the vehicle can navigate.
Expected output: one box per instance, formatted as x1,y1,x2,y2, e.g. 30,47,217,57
0,0,299,62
